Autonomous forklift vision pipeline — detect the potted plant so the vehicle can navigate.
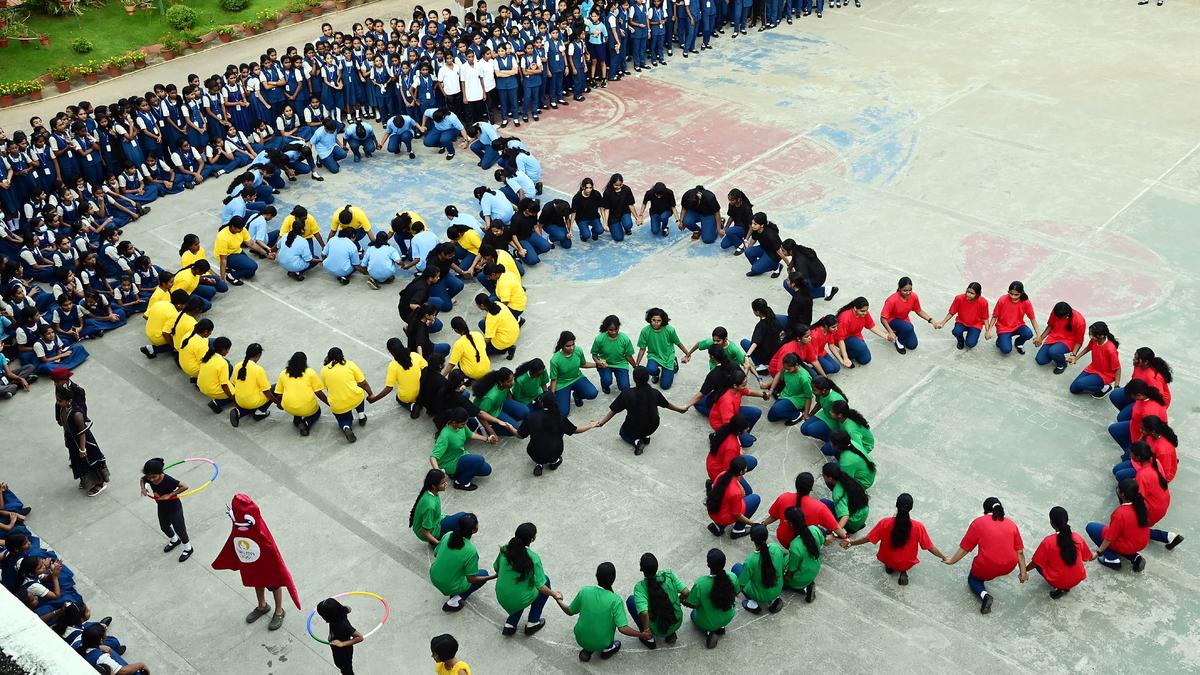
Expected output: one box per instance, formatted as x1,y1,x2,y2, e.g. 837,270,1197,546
38,33,49,46
0,82,14,107
104,54,124,76
76,60,99,83
49,64,72,92
160,35,180,60
123,0,136,14
130,48,147,68
285,0,305,24
21,79,43,100
216,24,236,43
242,19,261,35
180,29,202,49
258,8,278,30
306,0,323,16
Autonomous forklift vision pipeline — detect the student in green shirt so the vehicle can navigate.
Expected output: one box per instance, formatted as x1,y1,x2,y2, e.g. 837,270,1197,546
494,522,561,636
822,399,875,455
408,469,468,546
509,358,550,405
625,552,689,649
634,307,692,390
686,548,739,649
781,506,823,602
828,429,877,490
555,562,649,662
821,462,871,533
429,514,496,612
430,407,496,491
730,524,787,613
549,330,599,415
766,353,814,425
800,375,847,442
470,367,529,436
689,326,746,371
591,315,637,393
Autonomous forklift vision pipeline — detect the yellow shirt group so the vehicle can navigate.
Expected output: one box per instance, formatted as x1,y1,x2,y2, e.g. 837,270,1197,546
329,206,372,234
233,360,272,409
494,271,527,312
144,299,176,345
180,247,207,268
171,312,198,350
274,367,324,417
281,213,321,239
320,360,366,414
457,229,482,255
177,333,208,377
197,354,232,399
384,352,427,404
483,305,520,350
448,333,491,380
214,227,251,257
171,268,202,295
146,286,170,310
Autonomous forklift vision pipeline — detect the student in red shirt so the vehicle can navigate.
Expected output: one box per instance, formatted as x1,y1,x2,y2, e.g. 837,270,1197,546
706,414,756,489
934,282,988,350
984,281,1041,356
707,368,768,448
760,472,847,547
880,276,934,355
1086,479,1150,572
1110,347,1173,420
1065,321,1121,397
942,497,1027,615
834,296,892,367
706,456,758,539
1127,441,1184,550
1032,301,1086,374
842,493,947,586
1027,506,1093,599
770,319,841,377
1114,416,1178,484
1108,379,1168,452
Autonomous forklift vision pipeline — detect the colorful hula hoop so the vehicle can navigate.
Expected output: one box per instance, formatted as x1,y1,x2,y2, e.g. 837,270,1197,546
306,592,390,645
160,458,219,498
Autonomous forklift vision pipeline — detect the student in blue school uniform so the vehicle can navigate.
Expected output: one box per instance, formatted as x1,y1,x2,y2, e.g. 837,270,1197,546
320,53,347,118
343,118,379,162
629,0,650,70
544,27,569,108
567,31,590,101
310,119,348,175
323,229,367,285
421,107,470,159
364,232,403,289
519,42,546,122
468,121,503,168
383,113,424,159
699,0,718,49
494,44,522,127
367,55,395,121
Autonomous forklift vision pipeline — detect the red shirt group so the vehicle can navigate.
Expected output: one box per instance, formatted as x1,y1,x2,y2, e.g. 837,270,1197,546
959,515,1024,581
947,293,990,329
866,517,935,572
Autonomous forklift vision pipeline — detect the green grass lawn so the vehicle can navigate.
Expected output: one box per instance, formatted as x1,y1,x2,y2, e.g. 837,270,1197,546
0,0,285,81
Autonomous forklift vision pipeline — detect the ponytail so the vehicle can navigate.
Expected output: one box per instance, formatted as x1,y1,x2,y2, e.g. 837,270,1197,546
451,317,481,363
750,524,777,589
201,336,231,364
448,513,478,550
1049,506,1077,566
1140,416,1178,447
1117,479,1149,528
708,413,749,456
828,429,875,473
1134,347,1173,384
823,462,868,513
784,506,819,559
705,548,735,611
408,469,445,528
237,343,263,382
1090,321,1119,349
639,553,677,635
984,497,1005,521
829,399,870,428
502,522,537,582
706,456,747,514
386,336,414,370
890,493,914,549
1129,441,1169,490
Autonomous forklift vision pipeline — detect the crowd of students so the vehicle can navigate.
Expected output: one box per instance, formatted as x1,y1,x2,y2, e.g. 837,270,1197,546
0,2,1186,672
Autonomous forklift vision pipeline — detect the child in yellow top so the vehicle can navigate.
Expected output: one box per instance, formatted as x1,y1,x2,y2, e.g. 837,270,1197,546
486,264,527,315
319,347,374,442
476,294,519,357
274,351,328,436
170,298,205,351
141,290,189,359
230,343,279,426
447,224,483,271
177,319,213,378
447,317,491,379
280,205,326,254
369,337,427,417
431,634,471,675
178,233,226,299
330,204,372,243
196,337,235,413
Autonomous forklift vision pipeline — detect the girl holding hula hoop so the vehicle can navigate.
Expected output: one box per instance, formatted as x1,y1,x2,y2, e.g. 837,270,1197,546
410,470,468,547
140,457,193,562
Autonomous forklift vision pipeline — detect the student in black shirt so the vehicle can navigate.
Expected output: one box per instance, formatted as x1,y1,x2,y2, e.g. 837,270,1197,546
399,268,447,322
601,173,639,242
640,182,679,237
317,597,363,675
785,272,814,330
538,198,575,249
741,298,783,370
594,366,689,455
783,239,838,302
482,220,520,258
721,188,754,252
744,213,787,278
679,184,721,243
406,304,450,359
510,198,552,265
140,457,193,562
570,178,605,242
517,392,597,475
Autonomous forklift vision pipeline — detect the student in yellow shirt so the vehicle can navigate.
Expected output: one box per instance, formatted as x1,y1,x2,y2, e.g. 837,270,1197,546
230,342,280,427
280,205,326,256
484,263,527,320
368,337,427,418
447,224,483,272
476,294,519,359
140,290,190,359
329,204,372,244
177,319,214,380
320,347,375,443
446,317,492,380
170,260,216,312
474,245,522,285
431,634,471,675
215,217,270,285
144,271,174,311
170,297,206,351
178,234,228,297
196,337,235,414
274,351,328,436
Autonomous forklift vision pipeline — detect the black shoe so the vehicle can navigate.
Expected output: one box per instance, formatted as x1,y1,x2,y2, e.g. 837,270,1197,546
804,583,815,603
99,617,112,627
1132,555,1146,573
17,506,32,516
408,403,422,419
578,650,592,662
299,420,311,436
730,525,751,539
502,624,517,636
163,539,182,553
633,438,645,455
898,571,909,586
342,426,357,443
640,636,657,649
768,597,783,613
524,619,546,635
1049,588,1066,600
705,632,719,649
573,394,583,407
178,548,194,563
208,400,223,414
229,408,240,428
707,523,723,536
115,645,127,655
956,339,965,350
1166,534,1185,550
453,481,478,491
533,463,544,476
337,276,350,285
600,641,621,659
785,412,804,426
505,346,516,361
665,632,677,643
408,152,416,159
980,594,993,614
824,286,839,301
1052,364,1066,375
894,342,907,355
1014,344,1026,355
651,372,660,384
140,345,156,359
1092,384,1113,399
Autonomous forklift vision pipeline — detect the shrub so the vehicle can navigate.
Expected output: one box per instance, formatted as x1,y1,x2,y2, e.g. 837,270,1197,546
2,79,44,95
255,8,276,21
160,33,182,52
216,24,237,36
284,0,304,12
219,0,250,11
179,29,199,43
70,36,93,54
165,4,197,30
49,64,73,81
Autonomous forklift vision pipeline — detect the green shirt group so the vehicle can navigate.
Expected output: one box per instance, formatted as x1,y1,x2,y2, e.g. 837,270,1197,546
591,332,635,370
637,325,683,369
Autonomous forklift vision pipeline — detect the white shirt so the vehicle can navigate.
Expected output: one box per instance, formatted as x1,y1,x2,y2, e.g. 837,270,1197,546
438,62,462,96
479,58,497,91
459,62,485,101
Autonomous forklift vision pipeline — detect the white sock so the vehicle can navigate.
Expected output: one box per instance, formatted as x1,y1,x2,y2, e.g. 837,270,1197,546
183,543,193,552
169,535,180,543
445,595,462,608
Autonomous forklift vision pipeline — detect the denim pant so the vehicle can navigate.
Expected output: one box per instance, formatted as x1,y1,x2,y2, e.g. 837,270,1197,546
721,226,747,250
577,218,603,241
843,336,872,365
952,323,981,349
646,358,677,389
333,400,366,428
347,137,376,161
451,454,492,486
497,87,519,121
453,568,491,602
967,573,988,598
1112,460,1136,482
800,416,830,441
439,512,467,539
803,0,824,12
543,225,573,249
710,493,761,529
767,398,805,422
506,576,551,626
1108,421,1132,451
700,12,715,45
650,33,666,62
546,70,565,103
518,233,553,266
226,252,258,279
387,132,415,155
737,339,769,367
554,378,599,415
423,129,459,155
648,211,672,236
745,245,779,276
683,212,718,243
889,318,918,350
430,274,465,303
1070,372,1106,395
523,81,543,117
801,354,841,378
1085,522,1144,563
318,147,348,173
598,367,631,392
996,325,1034,354
732,0,747,30
493,399,530,436
1034,342,1071,368
470,139,500,168
631,36,648,68
291,408,321,428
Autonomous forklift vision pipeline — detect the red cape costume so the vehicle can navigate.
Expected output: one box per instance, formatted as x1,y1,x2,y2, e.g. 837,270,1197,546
211,493,300,609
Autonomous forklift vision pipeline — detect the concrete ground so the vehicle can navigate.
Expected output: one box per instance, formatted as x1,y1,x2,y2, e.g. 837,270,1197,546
3,1,1200,673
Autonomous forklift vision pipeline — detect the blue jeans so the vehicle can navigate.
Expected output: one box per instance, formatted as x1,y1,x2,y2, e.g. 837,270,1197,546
1112,460,1136,482
430,274,465,303
346,137,376,161
455,568,491,602
506,576,552,626
967,573,987,599
683,212,718,243
1108,421,1131,451
543,224,573,249
996,325,1034,354
598,367,631,392
889,318,918,350
650,33,666,62
745,245,779,276
631,36,648,68
721,226,746,250
701,12,715,45
803,0,824,12
646,358,677,389
497,87,519,121
518,233,552,266
318,147,348,173
523,81,543,117
648,211,672,236
554,378,599,415
732,0,747,30
387,132,415,155
1070,372,1105,395
439,512,467,539
577,218,603,241
843,336,872,365
333,400,366,428
767,398,804,422
1086,522,1143,563
800,416,830,441
451,454,492,486
738,339,769,367
226,252,258,279
1035,342,1071,368
290,408,321,428
423,128,459,155
546,69,565,103
952,323,981,349
470,139,500,168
